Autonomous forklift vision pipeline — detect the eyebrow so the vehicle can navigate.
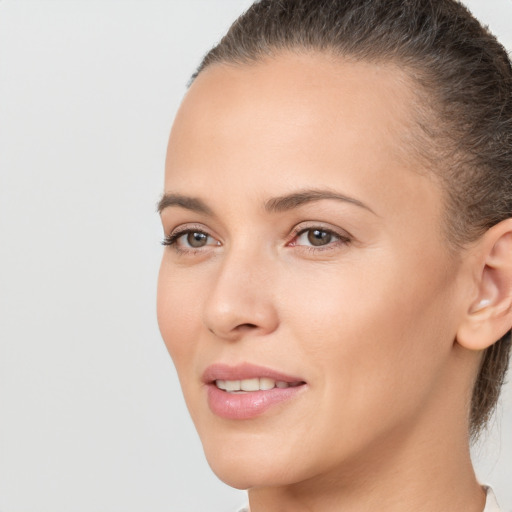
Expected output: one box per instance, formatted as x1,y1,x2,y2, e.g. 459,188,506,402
157,193,213,215
157,188,376,216
264,189,377,215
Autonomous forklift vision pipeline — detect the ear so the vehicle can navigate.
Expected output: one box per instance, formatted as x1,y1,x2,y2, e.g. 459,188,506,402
456,218,512,351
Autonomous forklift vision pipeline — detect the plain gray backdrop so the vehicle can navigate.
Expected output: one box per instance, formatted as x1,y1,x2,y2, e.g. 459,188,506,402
0,1,510,511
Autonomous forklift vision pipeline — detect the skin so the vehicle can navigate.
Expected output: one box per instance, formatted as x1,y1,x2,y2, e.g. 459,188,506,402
157,52,489,512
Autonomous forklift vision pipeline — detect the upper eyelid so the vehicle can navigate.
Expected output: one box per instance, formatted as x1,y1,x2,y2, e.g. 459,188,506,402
169,222,209,234
290,222,353,240
167,223,218,239
290,229,350,250
294,227,341,240
163,221,353,245
161,223,220,248
294,225,339,236
163,234,217,254
170,227,216,240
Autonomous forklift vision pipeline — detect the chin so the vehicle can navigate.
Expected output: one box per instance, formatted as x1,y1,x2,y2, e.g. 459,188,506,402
201,433,302,490
208,464,255,490
206,455,294,490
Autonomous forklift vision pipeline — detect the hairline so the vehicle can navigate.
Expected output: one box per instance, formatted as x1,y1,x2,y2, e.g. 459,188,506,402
191,47,466,252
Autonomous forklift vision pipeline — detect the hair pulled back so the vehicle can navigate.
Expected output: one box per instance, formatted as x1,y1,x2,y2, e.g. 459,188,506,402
192,0,512,437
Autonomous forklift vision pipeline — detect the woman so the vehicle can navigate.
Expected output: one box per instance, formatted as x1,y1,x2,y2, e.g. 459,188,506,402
157,0,512,510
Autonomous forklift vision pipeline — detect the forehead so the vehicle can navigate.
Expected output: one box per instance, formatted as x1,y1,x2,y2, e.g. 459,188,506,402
171,53,417,153
165,52,440,221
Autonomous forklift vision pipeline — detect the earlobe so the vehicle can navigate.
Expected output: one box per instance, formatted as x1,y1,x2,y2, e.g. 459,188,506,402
456,219,512,351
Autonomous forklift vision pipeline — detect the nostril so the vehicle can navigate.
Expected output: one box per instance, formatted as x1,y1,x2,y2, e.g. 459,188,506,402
207,323,258,337
237,323,258,331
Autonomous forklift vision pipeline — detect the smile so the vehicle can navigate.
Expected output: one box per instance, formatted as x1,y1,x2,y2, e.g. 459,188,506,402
215,378,303,392
204,363,307,420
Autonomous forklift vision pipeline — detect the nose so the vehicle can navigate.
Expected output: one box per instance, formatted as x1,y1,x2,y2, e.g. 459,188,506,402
202,248,279,341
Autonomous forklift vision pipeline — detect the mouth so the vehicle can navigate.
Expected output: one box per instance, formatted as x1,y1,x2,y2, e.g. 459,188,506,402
215,377,304,392
203,363,307,420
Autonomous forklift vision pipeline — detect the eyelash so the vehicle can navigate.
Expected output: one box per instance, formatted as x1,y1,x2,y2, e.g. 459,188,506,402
161,225,216,253
289,226,352,252
162,225,352,254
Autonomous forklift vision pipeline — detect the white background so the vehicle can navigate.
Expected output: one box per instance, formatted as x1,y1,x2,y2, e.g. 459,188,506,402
0,1,510,511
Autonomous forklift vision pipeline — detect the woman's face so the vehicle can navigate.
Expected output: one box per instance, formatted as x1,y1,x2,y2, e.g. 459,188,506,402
158,53,471,488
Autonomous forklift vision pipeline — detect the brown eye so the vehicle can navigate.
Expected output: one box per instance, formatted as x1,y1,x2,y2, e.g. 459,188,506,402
186,232,209,248
306,229,333,246
292,227,344,250
162,228,220,251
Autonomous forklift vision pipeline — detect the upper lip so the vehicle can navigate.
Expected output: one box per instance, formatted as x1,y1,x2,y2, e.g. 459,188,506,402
202,363,305,384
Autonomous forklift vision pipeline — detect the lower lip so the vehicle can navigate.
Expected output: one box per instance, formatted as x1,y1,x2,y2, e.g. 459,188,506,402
207,384,305,420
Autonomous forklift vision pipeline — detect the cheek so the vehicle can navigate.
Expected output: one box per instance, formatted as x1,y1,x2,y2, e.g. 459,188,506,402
281,251,457,411
157,258,203,368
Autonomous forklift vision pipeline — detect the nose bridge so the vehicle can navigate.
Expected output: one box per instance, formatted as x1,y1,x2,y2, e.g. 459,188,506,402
202,240,278,339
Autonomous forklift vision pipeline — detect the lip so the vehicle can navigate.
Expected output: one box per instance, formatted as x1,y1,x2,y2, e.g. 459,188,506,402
203,363,307,420
202,362,304,384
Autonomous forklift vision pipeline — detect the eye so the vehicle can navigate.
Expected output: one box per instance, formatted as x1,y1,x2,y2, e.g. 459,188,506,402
183,231,210,248
294,228,340,247
162,228,220,251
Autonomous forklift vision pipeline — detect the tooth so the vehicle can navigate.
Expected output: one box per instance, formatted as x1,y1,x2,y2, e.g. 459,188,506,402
259,377,275,390
225,380,241,391
241,378,260,391
216,380,227,390
276,381,289,388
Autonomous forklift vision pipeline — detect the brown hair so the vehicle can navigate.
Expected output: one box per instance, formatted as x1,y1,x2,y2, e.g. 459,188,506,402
191,0,512,437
